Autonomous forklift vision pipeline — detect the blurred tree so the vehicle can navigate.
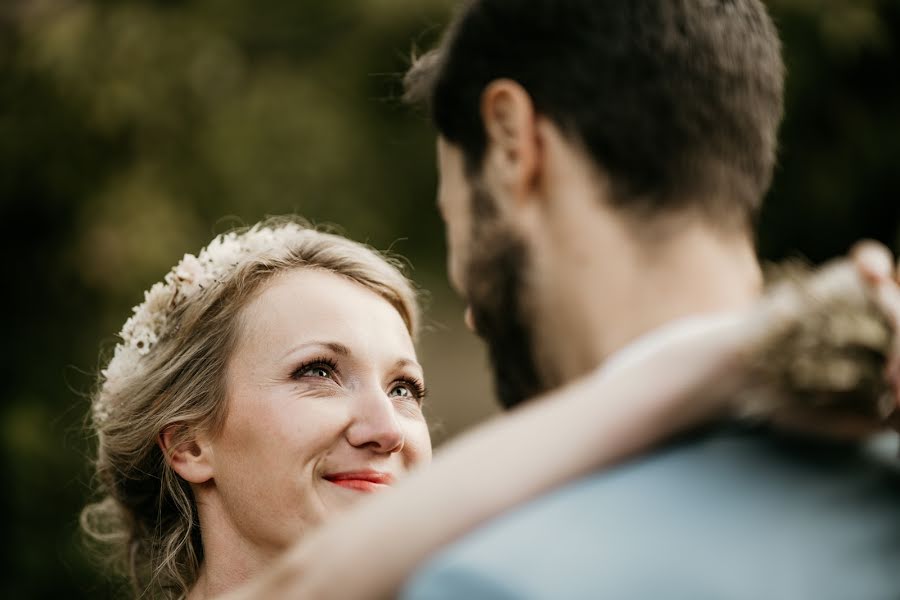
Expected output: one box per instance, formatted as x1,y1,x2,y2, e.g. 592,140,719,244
0,0,897,596
761,0,900,260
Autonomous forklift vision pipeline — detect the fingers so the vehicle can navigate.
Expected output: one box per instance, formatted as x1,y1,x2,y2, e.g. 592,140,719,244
850,240,900,426
850,240,900,326
850,240,893,285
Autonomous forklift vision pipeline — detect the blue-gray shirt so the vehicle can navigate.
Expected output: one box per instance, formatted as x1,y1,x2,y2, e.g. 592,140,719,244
403,427,900,600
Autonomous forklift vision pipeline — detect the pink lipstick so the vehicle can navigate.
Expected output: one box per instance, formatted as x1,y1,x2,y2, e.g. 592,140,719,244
323,471,394,493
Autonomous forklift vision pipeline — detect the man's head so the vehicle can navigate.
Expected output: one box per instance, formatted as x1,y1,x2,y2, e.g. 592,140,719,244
408,0,785,408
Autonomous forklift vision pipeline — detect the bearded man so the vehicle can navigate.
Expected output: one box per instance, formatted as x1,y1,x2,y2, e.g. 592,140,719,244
400,1,900,598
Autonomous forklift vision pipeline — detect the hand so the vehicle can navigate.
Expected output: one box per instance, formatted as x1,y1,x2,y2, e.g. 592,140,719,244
725,242,900,436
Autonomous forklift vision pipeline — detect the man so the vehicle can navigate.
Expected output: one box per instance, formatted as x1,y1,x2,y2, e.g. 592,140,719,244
399,0,900,598
217,3,900,599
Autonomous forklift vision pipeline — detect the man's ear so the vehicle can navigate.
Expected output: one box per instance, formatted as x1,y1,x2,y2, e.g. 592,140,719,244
480,79,541,205
158,424,214,484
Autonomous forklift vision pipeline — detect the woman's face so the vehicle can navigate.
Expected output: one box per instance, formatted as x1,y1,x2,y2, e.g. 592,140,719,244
208,268,431,552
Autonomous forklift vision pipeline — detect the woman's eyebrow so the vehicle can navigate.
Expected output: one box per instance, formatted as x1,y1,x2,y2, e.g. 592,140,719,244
281,341,352,360
391,358,424,375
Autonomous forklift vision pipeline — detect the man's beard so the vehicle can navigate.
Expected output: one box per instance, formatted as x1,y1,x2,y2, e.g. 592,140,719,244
464,183,548,410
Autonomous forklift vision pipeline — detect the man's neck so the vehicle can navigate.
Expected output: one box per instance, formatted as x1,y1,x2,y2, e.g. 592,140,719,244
601,224,762,355
531,218,762,388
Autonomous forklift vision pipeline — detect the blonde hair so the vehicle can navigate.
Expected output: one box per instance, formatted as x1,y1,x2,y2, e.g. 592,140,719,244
81,217,420,599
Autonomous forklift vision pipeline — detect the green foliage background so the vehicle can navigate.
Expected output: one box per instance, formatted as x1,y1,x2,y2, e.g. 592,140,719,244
0,0,898,596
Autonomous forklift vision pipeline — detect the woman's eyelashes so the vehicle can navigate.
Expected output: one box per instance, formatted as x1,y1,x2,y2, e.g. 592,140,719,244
291,358,426,403
291,357,428,404
389,376,428,403
291,357,340,382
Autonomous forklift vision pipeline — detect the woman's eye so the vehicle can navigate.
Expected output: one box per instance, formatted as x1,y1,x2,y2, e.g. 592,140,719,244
389,385,413,398
294,361,336,380
303,366,332,378
388,379,426,403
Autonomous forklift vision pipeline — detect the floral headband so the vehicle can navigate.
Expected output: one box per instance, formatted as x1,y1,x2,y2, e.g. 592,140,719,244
94,223,307,424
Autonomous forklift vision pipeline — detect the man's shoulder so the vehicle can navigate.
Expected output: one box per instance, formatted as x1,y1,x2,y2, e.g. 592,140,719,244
403,428,900,600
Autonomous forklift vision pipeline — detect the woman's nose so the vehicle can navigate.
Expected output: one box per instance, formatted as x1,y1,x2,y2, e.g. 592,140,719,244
345,388,405,454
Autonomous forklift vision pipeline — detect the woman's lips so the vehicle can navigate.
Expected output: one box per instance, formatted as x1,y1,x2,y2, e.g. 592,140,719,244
323,471,394,493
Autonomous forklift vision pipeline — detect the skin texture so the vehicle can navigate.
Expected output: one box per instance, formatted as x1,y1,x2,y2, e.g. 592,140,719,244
162,269,431,598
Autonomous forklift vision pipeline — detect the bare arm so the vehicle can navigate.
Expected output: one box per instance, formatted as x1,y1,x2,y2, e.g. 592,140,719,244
220,247,900,600
222,314,759,599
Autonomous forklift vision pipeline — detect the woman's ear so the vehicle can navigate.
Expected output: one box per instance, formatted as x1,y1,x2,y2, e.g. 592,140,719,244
158,424,214,484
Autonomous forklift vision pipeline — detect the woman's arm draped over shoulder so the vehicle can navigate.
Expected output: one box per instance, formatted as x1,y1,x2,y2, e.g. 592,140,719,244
219,248,900,600
222,314,758,600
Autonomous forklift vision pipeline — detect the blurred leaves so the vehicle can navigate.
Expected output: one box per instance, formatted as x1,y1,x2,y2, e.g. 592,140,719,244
10,0,452,301
773,0,892,57
760,0,900,261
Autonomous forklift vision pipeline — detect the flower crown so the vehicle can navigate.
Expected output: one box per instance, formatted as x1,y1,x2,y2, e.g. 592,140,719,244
95,223,307,424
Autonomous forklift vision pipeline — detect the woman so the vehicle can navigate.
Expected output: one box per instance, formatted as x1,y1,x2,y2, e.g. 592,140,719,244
83,218,432,598
83,218,900,599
